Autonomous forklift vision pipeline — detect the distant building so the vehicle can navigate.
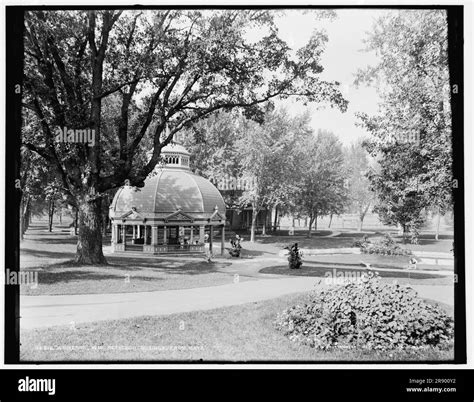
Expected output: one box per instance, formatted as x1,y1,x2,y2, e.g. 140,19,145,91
209,175,272,232
225,205,272,232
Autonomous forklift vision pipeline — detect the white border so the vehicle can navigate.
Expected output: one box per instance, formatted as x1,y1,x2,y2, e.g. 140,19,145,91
0,0,472,371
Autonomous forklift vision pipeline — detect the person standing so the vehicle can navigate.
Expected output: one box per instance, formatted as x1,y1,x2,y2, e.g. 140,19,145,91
204,233,212,262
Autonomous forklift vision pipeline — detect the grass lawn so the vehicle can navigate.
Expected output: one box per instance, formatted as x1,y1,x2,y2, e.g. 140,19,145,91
20,220,453,295
405,240,454,254
20,292,454,362
251,236,357,251
249,233,453,254
20,257,251,296
265,229,333,237
301,253,453,271
259,265,453,286
20,221,253,295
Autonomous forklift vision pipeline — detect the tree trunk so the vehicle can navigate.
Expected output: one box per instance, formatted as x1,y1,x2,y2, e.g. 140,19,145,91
262,210,267,235
402,224,407,244
273,205,278,231
103,214,109,236
435,208,442,241
314,212,318,231
74,207,78,235
76,12,108,265
19,197,25,241
358,204,370,232
75,197,107,264
48,198,55,232
328,213,333,228
24,198,31,233
308,215,314,238
250,207,258,243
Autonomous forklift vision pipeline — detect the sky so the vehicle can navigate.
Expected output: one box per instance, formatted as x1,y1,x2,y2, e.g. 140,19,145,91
265,9,389,146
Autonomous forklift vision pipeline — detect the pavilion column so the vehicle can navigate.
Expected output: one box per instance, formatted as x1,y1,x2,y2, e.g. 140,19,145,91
137,225,141,238
199,225,205,243
133,225,136,239
144,225,148,244
190,225,194,244
151,226,158,245
112,224,117,244
209,225,214,254
163,226,167,244
121,225,126,244
221,225,225,255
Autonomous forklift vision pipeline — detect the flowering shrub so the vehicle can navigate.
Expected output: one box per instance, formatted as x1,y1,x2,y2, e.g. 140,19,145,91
275,271,454,351
285,243,303,269
354,233,412,256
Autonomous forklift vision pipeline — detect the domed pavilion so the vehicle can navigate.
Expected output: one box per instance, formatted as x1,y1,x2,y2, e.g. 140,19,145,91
109,143,226,255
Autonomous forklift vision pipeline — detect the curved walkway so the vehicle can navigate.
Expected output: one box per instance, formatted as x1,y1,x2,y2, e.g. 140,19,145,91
20,276,321,329
20,270,453,330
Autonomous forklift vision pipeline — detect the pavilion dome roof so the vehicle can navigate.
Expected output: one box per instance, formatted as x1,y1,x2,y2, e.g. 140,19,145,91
109,143,226,222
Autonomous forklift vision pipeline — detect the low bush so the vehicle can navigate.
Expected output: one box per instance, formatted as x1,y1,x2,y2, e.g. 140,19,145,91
353,233,412,256
275,271,454,351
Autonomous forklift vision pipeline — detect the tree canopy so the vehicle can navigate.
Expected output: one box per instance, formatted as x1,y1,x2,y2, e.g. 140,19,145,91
22,10,347,262
293,130,347,236
355,10,452,239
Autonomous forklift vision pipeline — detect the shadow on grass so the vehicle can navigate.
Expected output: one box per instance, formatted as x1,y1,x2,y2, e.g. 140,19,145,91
256,237,356,249
37,270,182,284
259,265,445,280
398,234,454,241
108,259,232,275
37,270,132,284
405,239,453,246
237,248,273,257
29,237,79,245
334,232,379,238
28,256,232,286
20,248,76,259
21,243,232,275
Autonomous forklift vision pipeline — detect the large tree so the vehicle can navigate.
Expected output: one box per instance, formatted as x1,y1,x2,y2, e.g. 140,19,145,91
237,109,312,241
181,108,312,241
355,10,452,239
294,130,347,237
22,10,347,263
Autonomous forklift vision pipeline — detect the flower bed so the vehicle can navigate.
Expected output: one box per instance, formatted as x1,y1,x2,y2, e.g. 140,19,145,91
275,271,453,351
